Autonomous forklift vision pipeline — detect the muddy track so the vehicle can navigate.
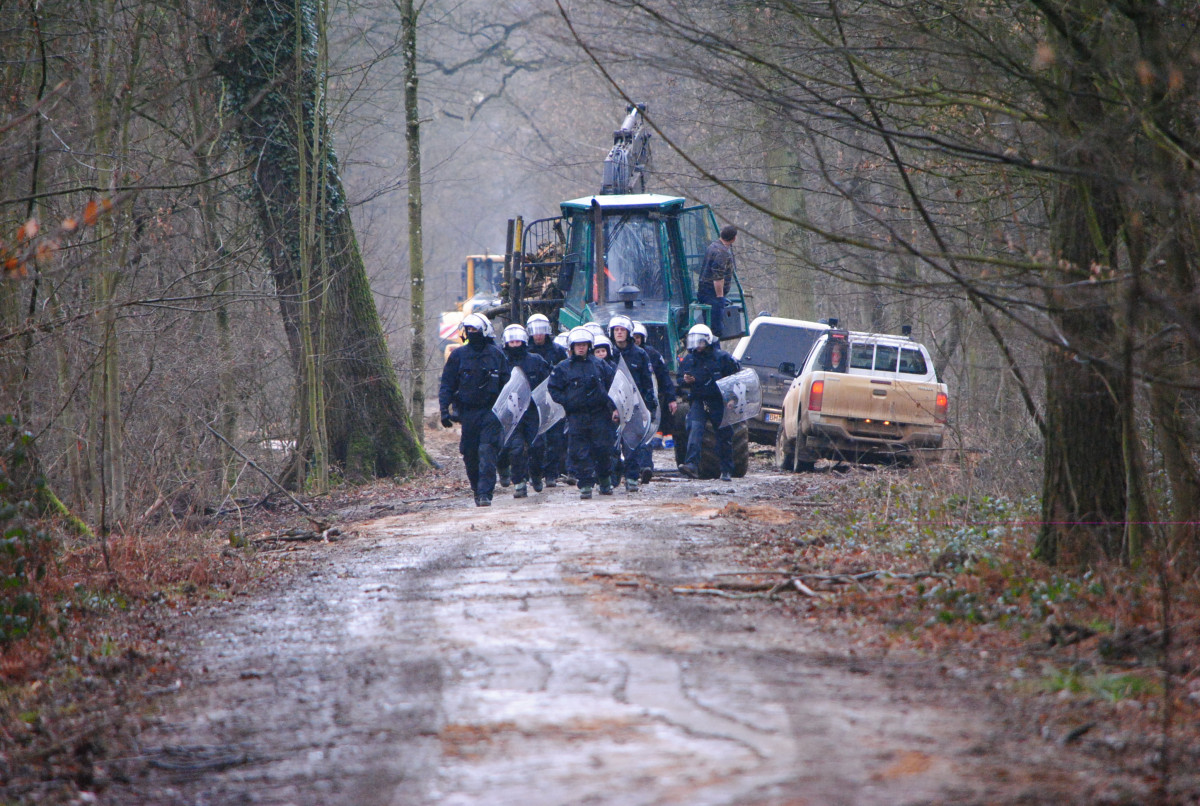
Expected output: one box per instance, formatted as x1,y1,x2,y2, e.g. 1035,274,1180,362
110,450,1108,805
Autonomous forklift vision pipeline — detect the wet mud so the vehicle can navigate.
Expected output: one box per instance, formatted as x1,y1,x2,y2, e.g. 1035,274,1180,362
112,447,1107,805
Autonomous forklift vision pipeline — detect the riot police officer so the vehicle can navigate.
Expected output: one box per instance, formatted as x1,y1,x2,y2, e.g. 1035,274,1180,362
527,313,568,487
501,324,552,498
439,313,510,506
548,327,618,499
591,333,621,488
608,315,657,492
632,320,676,484
677,323,741,482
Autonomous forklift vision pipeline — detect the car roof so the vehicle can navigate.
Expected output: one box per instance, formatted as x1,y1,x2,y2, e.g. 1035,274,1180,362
748,316,829,331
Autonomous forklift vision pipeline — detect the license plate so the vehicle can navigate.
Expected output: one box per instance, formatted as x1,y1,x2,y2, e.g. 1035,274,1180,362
764,411,782,424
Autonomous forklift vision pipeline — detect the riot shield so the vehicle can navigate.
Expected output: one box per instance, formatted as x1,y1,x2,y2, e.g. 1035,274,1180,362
645,373,661,445
492,367,531,448
609,356,652,450
718,367,762,428
531,377,565,437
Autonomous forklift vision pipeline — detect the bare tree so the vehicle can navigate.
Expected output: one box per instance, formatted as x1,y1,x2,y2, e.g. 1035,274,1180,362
213,0,428,485
558,0,1200,568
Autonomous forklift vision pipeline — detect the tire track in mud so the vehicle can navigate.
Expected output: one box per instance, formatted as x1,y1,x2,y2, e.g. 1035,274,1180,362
114,470,1086,805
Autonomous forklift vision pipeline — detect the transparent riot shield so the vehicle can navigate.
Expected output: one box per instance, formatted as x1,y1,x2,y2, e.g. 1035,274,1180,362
645,374,661,445
609,356,652,451
531,377,565,437
718,367,762,428
492,367,531,448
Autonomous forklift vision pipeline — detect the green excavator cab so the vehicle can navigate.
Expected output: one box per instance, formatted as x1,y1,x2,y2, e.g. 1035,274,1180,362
515,194,747,370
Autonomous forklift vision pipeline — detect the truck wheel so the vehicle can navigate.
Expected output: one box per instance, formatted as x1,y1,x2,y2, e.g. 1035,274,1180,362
731,423,749,477
697,426,720,478
774,425,795,471
673,401,748,478
672,401,690,467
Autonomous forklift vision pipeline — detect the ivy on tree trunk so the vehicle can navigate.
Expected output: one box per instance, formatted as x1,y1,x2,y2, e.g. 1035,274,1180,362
214,0,426,482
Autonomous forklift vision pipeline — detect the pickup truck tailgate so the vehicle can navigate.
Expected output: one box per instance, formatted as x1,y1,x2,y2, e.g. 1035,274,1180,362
820,375,942,426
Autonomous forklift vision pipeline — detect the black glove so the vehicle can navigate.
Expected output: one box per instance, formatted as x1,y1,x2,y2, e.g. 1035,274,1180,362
440,410,454,429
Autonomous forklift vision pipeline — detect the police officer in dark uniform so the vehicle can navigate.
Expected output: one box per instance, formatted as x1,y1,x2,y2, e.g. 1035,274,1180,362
677,323,741,482
608,315,657,492
548,327,618,499
439,313,510,506
591,333,622,489
632,320,676,484
500,324,552,498
526,313,568,487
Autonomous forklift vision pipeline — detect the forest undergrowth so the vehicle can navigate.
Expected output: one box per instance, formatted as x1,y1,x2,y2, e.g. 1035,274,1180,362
715,460,1200,802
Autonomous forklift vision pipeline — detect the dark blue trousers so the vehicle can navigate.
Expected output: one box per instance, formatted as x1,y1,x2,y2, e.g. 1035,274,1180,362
504,411,540,485
633,441,654,476
460,407,501,499
685,398,733,475
536,420,566,481
697,289,727,339
566,410,614,489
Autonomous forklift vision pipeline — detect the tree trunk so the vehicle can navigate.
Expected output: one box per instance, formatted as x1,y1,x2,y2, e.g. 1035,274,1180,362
757,111,814,320
215,0,427,482
402,0,426,444
1035,96,1128,565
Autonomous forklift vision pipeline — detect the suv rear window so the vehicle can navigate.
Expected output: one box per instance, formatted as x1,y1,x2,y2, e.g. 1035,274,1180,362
742,323,821,370
899,347,928,374
874,345,899,372
850,344,874,370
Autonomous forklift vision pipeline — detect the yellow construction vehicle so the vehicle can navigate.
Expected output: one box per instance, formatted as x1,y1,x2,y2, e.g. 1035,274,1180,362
438,254,504,360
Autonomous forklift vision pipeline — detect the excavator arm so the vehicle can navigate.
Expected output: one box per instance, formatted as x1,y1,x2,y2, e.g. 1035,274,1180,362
601,103,652,195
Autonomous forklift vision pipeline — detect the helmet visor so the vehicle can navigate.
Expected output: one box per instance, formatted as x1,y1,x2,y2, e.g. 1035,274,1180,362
686,332,710,350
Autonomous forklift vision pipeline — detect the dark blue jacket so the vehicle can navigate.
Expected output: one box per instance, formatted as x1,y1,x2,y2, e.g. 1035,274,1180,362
439,341,510,412
529,338,568,367
504,345,552,391
642,343,676,404
611,341,657,410
678,345,740,405
549,354,614,414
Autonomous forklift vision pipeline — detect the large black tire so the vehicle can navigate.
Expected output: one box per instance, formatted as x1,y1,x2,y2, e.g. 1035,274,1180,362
673,402,689,467
774,423,795,471
672,400,749,478
731,423,750,477
775,418,817,472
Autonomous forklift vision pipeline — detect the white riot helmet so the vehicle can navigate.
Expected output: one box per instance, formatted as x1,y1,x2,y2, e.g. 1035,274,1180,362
567,327,594,349
686,323,714,351
632,321,648,342
608,314,634,340
593,334,613,355
462,312,490,335
526,313,553,338
553,332,569,349
502,324,528,345
584,322,606,341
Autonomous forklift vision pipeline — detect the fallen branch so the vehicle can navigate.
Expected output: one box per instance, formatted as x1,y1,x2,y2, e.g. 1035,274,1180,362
678,568,955,600
710,569,955,584
672,586,773,600
252,527,341,545
790,578,826,599
200,421,314,516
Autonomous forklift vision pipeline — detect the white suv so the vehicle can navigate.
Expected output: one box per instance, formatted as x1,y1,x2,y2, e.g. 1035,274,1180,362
730,316,830,444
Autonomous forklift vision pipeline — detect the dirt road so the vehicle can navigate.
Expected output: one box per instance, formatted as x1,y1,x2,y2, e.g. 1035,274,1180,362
113,448,1099,805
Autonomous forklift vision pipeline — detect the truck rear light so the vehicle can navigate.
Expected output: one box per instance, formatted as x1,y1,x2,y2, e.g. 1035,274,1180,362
809,379,824,412
935,391,948,423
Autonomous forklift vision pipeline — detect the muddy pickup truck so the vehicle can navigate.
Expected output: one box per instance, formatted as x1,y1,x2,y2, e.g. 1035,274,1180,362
774,329,948,470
